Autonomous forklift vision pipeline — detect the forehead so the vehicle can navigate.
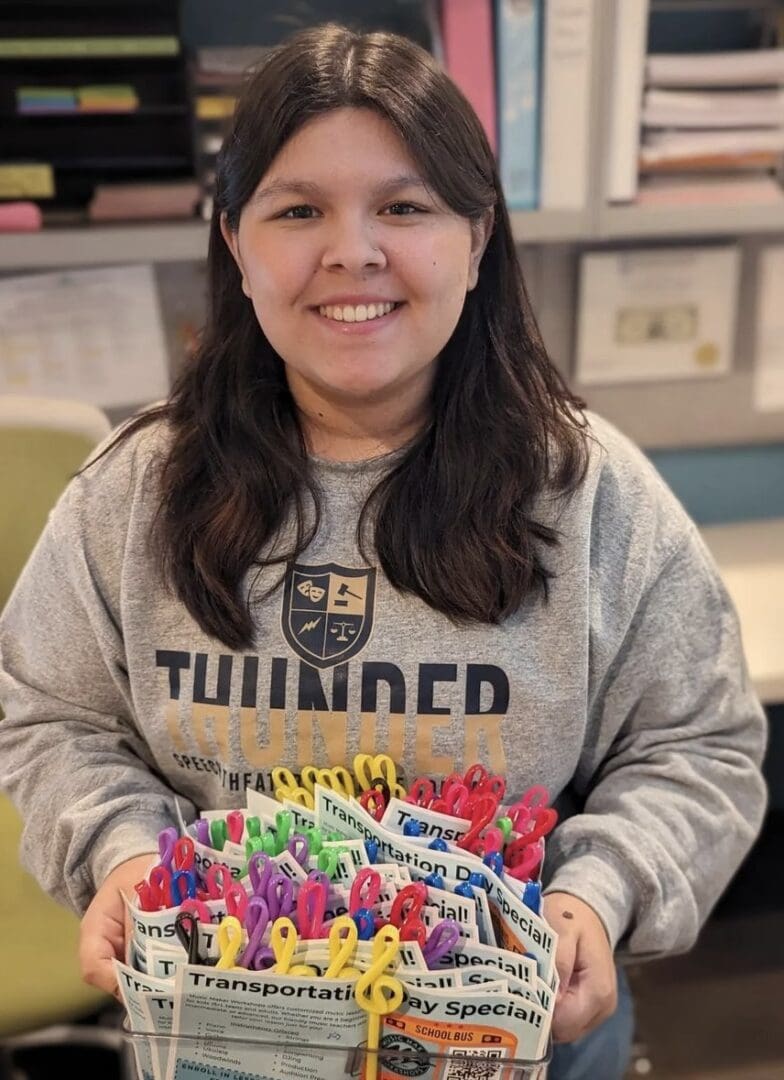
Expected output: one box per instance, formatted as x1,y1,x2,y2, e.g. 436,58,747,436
260,107,421,186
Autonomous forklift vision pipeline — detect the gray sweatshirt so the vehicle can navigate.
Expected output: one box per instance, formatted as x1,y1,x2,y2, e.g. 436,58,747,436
0,412,767,958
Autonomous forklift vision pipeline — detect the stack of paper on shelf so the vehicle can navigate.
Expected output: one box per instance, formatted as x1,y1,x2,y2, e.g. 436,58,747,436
17,83,140,114
646,48,784,88
639,47,784,203
643,88,784,129
641,129,784,171
636,173,784,207
88,180,200,221
16,86,76,112
77,84,139,112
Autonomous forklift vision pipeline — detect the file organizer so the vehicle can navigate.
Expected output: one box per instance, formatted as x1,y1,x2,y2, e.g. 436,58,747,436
0,0,195,214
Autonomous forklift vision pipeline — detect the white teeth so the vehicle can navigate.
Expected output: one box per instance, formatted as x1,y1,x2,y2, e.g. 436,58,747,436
318,301,397,323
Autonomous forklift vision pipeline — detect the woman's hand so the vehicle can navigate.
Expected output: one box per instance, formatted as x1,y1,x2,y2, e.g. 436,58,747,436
79,852,156,997
543,891,618,1044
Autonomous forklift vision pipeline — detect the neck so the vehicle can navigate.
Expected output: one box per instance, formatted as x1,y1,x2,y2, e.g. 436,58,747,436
289,375,432,462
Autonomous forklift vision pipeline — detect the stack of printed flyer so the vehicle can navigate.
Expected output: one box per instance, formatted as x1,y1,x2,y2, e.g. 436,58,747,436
117,779,558,1080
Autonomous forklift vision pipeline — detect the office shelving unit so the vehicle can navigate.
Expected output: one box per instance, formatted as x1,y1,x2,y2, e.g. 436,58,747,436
0,0,195,215
2,0,783,450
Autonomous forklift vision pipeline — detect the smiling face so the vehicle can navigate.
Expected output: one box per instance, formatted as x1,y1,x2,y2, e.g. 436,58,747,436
221,107,490,419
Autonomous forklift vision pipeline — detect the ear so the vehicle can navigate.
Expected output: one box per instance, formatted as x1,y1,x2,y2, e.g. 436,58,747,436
467,209,494,292
220,211,251,297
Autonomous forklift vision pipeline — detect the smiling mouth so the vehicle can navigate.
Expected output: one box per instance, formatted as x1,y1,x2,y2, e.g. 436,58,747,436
316,301,403,324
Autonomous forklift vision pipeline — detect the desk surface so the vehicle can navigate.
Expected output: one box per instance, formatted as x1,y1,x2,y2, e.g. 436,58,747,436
699,518,784,706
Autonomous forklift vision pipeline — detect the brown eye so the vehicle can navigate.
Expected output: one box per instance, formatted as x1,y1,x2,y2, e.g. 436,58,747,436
281,205,317,219
385,202,421,215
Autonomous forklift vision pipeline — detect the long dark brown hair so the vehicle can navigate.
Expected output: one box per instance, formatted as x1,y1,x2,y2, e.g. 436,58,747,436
102,23,588,650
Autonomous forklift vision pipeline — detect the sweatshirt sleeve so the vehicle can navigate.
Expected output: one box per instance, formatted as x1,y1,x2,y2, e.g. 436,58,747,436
542,488,768,958
0,454,195,916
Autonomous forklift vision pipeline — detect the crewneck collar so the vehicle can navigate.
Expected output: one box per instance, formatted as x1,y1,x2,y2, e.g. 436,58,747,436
308,443,409,476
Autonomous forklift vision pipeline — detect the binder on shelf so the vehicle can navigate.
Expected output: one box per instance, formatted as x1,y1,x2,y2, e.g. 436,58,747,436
605,0,650,203
496,0,542,210
440,0,497,154
539,0,595,210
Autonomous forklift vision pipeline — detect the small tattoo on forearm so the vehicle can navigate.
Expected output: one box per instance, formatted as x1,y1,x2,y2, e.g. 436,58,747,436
562,910,574,920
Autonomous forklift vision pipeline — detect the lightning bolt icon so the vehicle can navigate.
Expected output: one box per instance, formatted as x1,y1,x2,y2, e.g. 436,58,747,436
300,617,321,633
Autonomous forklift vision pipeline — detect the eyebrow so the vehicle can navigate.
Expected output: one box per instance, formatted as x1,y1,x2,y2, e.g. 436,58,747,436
251,174,431,205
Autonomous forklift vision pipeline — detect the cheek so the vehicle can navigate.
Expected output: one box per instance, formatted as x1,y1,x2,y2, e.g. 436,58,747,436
248,258,300,302
413,237,472,303
238,229,310,303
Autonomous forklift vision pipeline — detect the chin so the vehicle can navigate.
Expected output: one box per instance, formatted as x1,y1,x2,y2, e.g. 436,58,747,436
320,375,403,403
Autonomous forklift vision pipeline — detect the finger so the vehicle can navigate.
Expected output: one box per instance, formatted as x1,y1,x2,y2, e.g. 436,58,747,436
574,921,618,1019
551,986,606,1044
552,925,577,1001
80,935,123,996
80,908,127,994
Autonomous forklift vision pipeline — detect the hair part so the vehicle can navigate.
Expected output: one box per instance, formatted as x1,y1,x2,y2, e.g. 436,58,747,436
97,23,588,650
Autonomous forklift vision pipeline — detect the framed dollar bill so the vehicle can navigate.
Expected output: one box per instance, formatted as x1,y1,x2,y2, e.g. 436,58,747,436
575,244,739,384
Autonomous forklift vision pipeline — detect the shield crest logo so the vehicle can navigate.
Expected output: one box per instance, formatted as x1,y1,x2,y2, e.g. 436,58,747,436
282,563,376,668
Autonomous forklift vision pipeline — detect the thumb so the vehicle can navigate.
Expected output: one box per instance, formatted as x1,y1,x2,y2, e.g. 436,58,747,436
543,893,578,999
553,923,577,1000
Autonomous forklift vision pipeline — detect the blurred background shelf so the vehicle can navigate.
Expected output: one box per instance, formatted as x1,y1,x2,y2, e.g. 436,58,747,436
598,202,784,239
509,208,595,243
0,221,209,269
0,211,600,271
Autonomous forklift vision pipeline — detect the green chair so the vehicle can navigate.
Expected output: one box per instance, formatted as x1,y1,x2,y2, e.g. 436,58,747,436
0,395,126,1073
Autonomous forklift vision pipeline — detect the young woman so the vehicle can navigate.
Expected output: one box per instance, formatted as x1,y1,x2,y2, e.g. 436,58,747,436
0,24,766,1080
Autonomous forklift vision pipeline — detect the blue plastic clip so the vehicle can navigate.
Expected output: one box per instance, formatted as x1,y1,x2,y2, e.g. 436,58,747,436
364,839,379,864
424,871,445,890
403,819,422,838
455,880,474,899
353,909,375,940
428,837,448,852
483,852,504,878
521,881,542,915
468,870,490,892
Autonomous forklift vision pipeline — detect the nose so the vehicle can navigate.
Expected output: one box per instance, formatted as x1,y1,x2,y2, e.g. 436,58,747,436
320,214,387,275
